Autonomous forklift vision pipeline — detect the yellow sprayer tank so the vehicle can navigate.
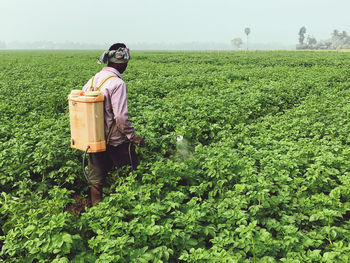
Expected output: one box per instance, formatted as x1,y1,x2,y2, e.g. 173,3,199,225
68,90,106,153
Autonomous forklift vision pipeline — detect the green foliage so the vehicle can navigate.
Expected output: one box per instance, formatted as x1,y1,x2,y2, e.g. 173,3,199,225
1,50,350,261
0,187,95,262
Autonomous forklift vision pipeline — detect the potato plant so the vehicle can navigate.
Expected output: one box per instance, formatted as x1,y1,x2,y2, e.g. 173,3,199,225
1,50,350,262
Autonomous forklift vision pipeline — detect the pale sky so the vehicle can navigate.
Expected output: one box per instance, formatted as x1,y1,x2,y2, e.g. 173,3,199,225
1,0,349,47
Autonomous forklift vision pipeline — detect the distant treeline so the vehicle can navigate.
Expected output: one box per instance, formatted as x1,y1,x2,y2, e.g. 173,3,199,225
0,41,294,50
0,41,105,50
297,27,350,50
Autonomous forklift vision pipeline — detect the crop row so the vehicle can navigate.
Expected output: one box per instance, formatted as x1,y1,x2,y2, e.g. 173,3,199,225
1,51,350,262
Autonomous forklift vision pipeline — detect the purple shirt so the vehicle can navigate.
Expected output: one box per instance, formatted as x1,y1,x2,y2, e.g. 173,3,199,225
82,67,136,146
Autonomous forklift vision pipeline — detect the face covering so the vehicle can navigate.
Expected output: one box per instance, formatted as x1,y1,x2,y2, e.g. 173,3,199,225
97,47,130,64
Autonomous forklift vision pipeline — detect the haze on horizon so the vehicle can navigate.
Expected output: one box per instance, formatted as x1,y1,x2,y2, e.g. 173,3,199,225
1,0,349,49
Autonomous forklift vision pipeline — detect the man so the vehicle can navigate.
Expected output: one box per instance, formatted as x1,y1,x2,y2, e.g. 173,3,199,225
82,43,145,205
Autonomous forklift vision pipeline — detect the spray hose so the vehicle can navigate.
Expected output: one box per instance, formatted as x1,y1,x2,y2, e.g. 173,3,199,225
82,146,90,183
82,145,109,196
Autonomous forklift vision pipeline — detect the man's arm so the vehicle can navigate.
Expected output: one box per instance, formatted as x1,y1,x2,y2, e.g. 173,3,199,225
110,82,136,140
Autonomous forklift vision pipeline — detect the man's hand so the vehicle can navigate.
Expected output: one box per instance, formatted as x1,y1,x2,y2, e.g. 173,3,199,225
132,135,146,147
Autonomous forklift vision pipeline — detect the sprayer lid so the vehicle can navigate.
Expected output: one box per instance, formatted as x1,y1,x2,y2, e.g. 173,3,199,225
84,91,101,97
71,90,82,95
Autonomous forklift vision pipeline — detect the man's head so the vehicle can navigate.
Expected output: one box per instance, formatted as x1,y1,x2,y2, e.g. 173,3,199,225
107,43,128,74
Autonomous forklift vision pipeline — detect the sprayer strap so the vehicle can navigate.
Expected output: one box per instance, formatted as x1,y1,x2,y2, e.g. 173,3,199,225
97,76,117,91
107,122,116,144
88,74,119,143
89,75,118,91
89,77,94,91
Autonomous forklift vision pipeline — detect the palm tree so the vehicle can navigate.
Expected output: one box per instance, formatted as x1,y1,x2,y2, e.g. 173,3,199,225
244,27,251,50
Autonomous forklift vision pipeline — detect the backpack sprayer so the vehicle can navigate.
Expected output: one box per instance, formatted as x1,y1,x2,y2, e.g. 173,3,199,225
68,90,183,194
68,90,106,153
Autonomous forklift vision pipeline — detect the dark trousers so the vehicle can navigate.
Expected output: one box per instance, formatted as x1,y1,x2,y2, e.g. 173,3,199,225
88,142,139,185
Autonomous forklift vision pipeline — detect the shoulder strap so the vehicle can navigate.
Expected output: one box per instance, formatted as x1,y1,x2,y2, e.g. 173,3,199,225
89,77,95,91
99,75,120,144
89,75,119,91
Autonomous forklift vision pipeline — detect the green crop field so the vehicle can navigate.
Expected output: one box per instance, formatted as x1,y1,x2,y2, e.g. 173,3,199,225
1,50,350,262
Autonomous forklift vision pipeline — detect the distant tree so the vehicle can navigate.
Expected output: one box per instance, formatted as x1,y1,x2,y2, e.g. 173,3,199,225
331,29,345,49
341,31,348,39
307,35,317,48
331,30,350,49
332,29,339,38
340,31,350,45
244,27,251,50
298,26,307,45
231,38,243,49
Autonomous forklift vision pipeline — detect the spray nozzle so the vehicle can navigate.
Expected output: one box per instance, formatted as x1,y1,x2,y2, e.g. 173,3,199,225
146,135,183,141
